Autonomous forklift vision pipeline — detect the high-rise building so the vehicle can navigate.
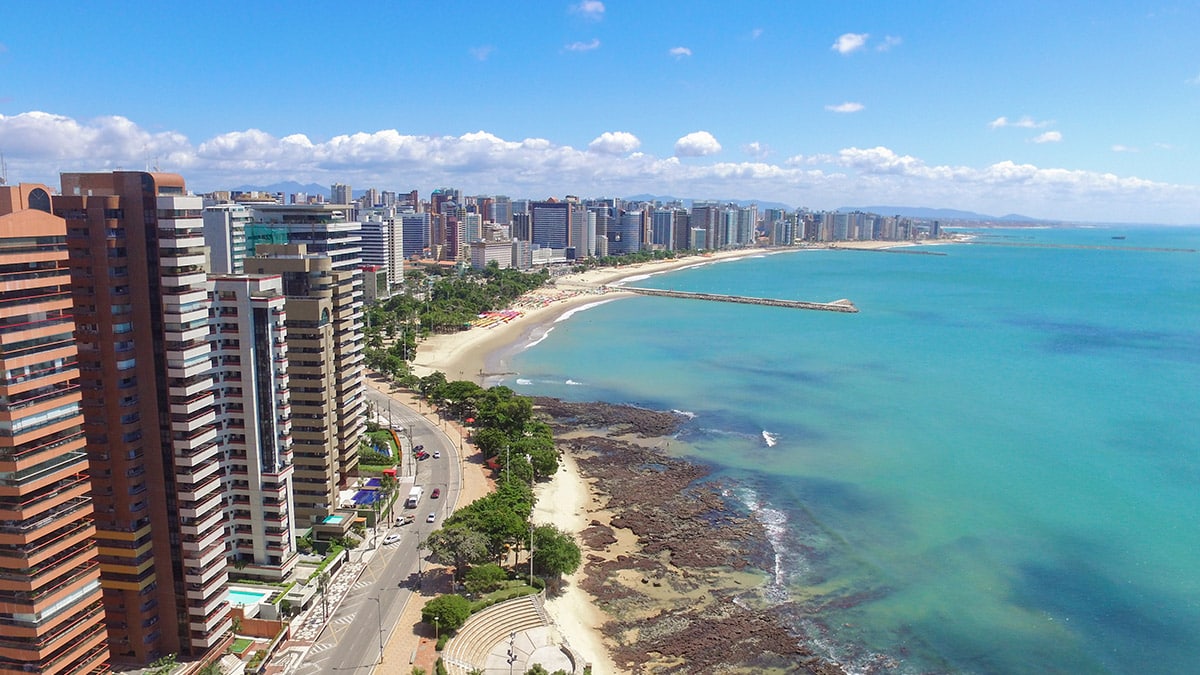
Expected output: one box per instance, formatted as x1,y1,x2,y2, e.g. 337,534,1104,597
330,183,353,205
400,212,431,259
530,201,570,250
59,171,231,664
690,202,720,250
245,245,363,526
490,196,512,226
0,183,110,674
203,202,252,274
211,275,297,582
610,210,643,255
430,187,460,218
358,207,403,291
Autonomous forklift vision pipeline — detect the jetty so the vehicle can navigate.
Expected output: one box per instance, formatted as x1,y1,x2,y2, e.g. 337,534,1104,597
966,241,1196,254
620,286,858,313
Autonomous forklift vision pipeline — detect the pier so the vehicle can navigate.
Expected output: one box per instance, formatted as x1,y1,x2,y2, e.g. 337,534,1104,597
620,286,858,313
966,241,1196,253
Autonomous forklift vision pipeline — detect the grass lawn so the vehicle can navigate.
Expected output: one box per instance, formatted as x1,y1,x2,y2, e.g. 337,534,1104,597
230,638,254,655
469,584,538,612
359,463,394,474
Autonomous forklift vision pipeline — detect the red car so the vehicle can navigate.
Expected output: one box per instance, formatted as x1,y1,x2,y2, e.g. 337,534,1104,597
431,488,441,499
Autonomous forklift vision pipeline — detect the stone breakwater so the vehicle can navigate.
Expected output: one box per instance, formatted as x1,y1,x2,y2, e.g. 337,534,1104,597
620,286,859,313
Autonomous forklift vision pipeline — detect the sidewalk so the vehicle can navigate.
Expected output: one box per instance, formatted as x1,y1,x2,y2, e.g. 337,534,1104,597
377,561,456,672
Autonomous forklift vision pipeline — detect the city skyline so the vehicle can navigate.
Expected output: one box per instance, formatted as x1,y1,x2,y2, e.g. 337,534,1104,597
2,1,1199,224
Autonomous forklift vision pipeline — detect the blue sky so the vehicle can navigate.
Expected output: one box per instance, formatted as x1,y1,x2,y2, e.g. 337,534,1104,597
2,1,1199,223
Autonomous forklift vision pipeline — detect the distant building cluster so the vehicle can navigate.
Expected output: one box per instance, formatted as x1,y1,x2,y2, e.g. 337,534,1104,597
205,183,944,298
0,170,944,673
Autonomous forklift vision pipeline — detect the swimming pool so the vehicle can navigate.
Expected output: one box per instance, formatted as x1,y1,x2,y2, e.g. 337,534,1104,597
228,588,272,606
322,514,345,524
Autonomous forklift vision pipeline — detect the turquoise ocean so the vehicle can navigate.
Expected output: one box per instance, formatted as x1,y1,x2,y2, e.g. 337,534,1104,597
492,226,1200,674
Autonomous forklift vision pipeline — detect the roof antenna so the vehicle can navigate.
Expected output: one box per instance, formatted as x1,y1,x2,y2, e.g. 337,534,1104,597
0,151,7,186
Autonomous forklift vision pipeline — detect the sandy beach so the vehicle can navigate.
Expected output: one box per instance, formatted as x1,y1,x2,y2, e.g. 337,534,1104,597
531,450,622,675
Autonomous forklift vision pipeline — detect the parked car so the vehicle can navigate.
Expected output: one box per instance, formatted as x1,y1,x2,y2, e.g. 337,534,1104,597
413,444,424,452
433,451,441,459
383,533,402,545
431,488,441,499
398,514,415,525
417,452,429,460
426,512,436,523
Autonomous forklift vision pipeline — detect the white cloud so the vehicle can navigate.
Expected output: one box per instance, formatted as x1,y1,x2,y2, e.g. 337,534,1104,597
668,46,692,59
588,131,641,154
572,1,605,20
989,115,1052,129
750,28,763,40
825,102,865,113
3,111,1198,224
1186,71,1200,85
565,39,601,52
742,141,770,159
469,45,494,61
1111,144,1139,153
675,131,722,157
832,33,869,55
1033,131,1063,143
877,35,902,51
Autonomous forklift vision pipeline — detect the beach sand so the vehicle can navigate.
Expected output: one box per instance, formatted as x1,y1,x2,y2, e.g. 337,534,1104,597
531,450,623,675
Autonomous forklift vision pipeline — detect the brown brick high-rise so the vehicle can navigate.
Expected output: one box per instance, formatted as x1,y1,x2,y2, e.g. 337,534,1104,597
0,183,109,674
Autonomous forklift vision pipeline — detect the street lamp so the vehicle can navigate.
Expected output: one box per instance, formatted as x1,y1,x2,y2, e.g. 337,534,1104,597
372,597,384,664
526,454,534,583
434,614,440,643
507,631,517,675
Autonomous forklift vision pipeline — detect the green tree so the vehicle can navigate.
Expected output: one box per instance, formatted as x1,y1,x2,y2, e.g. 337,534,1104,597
527,446,559,478
425,526,491,577
464,563,508,595
470,427,508,459
531,525,582,578
421,594,471,631
524,666,549,675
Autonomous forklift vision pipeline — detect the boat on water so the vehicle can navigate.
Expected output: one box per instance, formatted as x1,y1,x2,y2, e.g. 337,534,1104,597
1112,235,1126,240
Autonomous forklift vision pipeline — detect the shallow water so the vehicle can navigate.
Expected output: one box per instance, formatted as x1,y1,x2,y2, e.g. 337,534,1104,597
500,227,1200,674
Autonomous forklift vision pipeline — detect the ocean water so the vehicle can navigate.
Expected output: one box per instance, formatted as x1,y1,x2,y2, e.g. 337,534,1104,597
493,227,1200,674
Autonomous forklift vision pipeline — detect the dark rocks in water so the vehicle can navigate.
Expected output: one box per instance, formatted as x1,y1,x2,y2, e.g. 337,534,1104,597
532,396,687,437
535,399,848,675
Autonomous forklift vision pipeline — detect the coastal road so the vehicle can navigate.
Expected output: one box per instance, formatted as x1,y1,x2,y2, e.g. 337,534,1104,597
292,383,462,675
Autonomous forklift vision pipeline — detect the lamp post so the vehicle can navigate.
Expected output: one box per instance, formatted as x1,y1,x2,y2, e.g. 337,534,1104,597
507,630,517,675
372,597,384,664
526,454,534,583
434,614,440,644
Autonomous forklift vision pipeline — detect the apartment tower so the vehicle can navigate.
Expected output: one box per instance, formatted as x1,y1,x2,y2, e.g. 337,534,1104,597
0,183,110,673
245,245,360,526
58,172,231,664
211,275,297,581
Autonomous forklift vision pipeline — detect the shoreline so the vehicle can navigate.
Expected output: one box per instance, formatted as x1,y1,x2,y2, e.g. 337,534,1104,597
411,241,933,385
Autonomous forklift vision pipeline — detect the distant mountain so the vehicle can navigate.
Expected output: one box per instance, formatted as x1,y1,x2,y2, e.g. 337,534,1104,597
840,206,1046,223
228,181,330,198
623,194,793,212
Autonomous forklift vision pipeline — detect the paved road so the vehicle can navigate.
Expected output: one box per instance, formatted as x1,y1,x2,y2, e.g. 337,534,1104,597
292,384,461,675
